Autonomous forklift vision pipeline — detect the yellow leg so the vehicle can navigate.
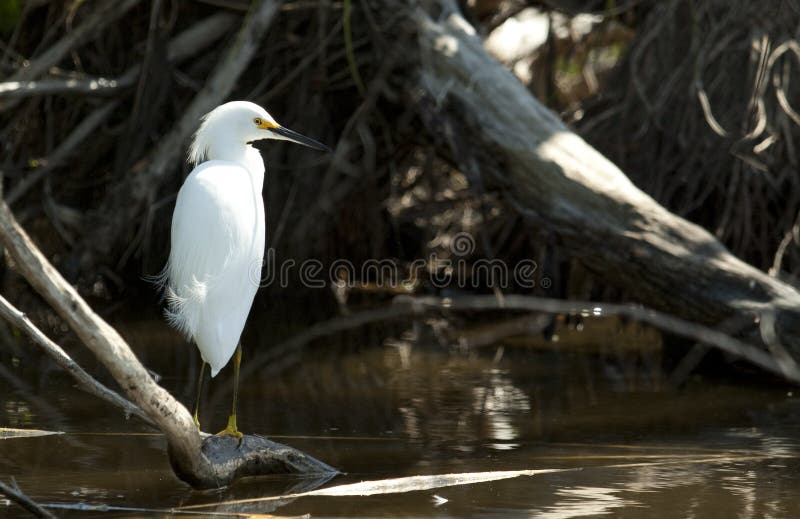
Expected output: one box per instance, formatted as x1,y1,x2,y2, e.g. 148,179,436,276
216,343,243,439
193,361,206,429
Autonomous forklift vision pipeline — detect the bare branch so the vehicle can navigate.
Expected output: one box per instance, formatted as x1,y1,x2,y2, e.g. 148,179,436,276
4,12,237,205
0,77,126,99
0,197,207,476
0,480,55,519
406,295,800,383
0,195,334,488
242,294,800,384
0,294,153,426
0,0,142,111
0,11,235,102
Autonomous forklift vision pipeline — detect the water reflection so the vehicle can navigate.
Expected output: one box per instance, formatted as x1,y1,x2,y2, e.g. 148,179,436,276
4,400,34,428
1,315,800,517
472,369,530,450
526,431,800,518
537,486,636,518
388,355,532,454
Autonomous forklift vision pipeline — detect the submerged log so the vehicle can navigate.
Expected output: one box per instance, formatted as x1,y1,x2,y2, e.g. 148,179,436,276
173,435,337,489
406,0,800,360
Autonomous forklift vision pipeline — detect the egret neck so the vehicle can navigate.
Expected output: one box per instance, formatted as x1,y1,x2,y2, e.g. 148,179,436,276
205,138,265,191
190,125,266,191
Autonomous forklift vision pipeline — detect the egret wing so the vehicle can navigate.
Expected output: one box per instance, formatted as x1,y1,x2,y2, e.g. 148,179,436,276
164,160,265,374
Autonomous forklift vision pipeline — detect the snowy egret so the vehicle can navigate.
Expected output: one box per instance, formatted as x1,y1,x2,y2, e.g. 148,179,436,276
159,100,328,437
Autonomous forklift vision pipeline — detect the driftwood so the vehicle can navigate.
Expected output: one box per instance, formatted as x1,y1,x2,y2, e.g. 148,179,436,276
407,0,800,361
0,199,337,488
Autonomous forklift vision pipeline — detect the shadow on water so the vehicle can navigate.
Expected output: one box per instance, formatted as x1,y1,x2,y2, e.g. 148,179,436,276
1,313,800,517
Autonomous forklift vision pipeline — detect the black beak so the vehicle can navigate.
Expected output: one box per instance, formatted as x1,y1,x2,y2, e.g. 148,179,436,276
269,126,330,152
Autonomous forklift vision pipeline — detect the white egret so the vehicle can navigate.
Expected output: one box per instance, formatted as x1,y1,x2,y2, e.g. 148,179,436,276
159,100,328,437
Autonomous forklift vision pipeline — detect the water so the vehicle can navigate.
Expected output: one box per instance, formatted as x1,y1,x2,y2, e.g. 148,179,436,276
1,315,800,517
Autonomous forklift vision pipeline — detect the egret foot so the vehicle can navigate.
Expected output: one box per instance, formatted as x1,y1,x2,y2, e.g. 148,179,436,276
215,343,243,441
193,410,201,430
216,414,243,440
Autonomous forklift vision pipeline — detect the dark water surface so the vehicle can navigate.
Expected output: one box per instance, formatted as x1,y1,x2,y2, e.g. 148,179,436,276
1,316,800,517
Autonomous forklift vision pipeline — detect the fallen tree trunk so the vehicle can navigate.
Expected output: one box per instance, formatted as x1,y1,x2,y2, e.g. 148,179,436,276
406,0,800,359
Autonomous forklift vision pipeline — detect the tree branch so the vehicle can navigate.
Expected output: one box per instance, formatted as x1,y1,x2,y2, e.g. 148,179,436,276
4,12,237,205
0,196,335,488
0,77,125,99
0,480,55,519
0,294,153,426
239,293,800,384
407,0,800,357
0,0,142,111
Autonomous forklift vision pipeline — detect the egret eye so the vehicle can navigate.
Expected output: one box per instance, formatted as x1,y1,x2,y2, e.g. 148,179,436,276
253,117,263,126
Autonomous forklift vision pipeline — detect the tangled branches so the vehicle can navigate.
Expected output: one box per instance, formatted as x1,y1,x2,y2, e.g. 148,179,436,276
0,1,407,298
579,0,800,281
5,0,800,375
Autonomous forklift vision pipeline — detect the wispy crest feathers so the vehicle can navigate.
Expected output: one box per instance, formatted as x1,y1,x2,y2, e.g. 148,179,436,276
187,101,267,166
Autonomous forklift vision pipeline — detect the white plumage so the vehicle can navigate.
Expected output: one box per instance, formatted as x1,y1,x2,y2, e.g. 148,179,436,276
158,101,327,434
165,160,265,376
162,101,270,377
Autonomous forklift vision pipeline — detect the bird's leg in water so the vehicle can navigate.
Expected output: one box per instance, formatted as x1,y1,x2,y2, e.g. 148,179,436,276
193,361,206,429
217,343,243,439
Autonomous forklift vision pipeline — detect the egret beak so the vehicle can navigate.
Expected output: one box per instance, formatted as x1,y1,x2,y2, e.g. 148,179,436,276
268,126,330,152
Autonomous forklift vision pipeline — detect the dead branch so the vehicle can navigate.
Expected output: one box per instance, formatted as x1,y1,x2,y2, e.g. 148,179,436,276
0,294,152,425
0,198,203,476
0,197,336,488
0,480,55,519
0,7,235,101
241,293,800,384
1,0,142,110
0,77,126,99
4,12,237,206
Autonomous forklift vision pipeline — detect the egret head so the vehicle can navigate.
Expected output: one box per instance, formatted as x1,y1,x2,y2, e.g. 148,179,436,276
188,101,329,165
